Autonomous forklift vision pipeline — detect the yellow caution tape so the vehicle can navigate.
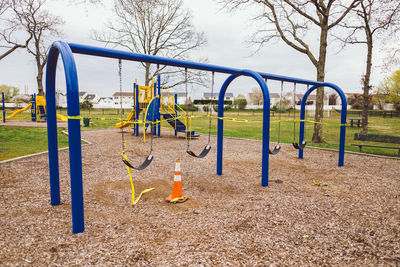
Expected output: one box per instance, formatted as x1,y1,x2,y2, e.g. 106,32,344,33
169,196,186,203
312,179,328,186
122,151,155,206
67,115,82,120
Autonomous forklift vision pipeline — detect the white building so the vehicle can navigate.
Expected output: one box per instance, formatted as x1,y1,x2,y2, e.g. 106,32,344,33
167,92,186,105
93,97,114,109
270,93,280,106
79,92,87,103
112,92,134,108
56,91,67,108
203,92,234,102
83,93,100,104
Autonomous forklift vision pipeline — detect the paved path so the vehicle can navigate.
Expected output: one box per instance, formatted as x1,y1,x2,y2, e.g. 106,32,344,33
1,120,68,128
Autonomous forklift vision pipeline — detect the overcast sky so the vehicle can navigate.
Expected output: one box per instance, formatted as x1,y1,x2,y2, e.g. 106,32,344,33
0,0,391,99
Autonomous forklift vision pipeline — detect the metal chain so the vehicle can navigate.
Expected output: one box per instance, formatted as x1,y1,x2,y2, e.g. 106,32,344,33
304,84,310,137
278,81,283,143
293,82,297,141
149,64,160,154
207,72,214,145
185,68,190,151
119,59,125,151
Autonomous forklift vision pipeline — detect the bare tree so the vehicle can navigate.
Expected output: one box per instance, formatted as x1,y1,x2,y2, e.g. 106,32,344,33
381,45,400,72
339,0,400,134
0,0,32,60
221,0,359,142
9,0,63,95
92,0,206,87
248,87,263,105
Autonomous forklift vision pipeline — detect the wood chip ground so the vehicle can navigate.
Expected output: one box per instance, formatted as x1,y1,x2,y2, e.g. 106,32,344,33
1,128,399,265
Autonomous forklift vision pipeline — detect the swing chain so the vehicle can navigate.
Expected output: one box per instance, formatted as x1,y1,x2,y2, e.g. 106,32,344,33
207,72,214,145
119,59,125,151
278,81,283,143
293,82,297,141
184,68,190,151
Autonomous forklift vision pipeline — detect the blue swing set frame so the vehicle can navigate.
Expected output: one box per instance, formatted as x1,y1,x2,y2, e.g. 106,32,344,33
46,41,348,233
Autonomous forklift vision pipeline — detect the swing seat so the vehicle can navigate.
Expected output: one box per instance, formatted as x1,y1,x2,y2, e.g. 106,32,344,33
123,155,153,170
292,141,307,150
269,145,281,155
187,145,211,158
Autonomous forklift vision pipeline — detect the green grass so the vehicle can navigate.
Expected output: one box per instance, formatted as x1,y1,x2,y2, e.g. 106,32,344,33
188,109,400,157
72,107,400,157
0,126,70,161
3,107,399,158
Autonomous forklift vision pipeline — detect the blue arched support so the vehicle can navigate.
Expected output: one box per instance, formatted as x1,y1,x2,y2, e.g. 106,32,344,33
298,83,348,166
2,92,5,123
157,75,161,137
46,41,85,234
45,41,349,234
217,70,271,186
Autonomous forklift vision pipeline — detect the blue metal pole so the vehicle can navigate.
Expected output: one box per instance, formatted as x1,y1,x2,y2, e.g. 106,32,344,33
69,43,328,87
47,41,84,234
46,49,61,208
152,81,157,135
157,74,161,137
135,84,139,137
134,82,137,133
298,86,318,159
174,94,177,137
2,92,5,123
298,83,347,166
33,93,37,122
325,82,348,167
217,70,270,187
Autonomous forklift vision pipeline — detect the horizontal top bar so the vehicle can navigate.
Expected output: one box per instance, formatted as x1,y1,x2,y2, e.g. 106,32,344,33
69,43,326,87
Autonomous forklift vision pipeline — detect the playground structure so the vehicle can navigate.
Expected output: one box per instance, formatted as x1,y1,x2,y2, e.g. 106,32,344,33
1,92,67,123
45,41,348,234
115,77,199,141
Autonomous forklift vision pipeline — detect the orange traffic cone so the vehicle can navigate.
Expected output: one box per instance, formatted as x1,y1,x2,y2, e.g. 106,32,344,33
166,158,189,203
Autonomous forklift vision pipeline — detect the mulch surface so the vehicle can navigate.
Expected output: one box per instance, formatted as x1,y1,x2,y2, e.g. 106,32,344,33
1,129,399,265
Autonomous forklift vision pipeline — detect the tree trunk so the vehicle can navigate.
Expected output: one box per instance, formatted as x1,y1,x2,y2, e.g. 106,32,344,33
144,62,151,86
361,29,373,134
312,26,328,143
36,58,44,96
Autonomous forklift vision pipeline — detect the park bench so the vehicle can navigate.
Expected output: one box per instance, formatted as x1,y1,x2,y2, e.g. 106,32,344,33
351,133,400,156
349,118,361,127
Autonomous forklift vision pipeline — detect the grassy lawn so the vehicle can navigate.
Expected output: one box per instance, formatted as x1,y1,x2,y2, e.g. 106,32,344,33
2,107,399,159
66,107,400,157
0,126,70,161
186,109,400,157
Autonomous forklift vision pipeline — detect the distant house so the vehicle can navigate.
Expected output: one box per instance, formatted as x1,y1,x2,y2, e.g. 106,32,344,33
83,93,100,104
297,94,328,106
167,92,186,105
56,91,67,108
203,92,234,102
79,92,87,103
112,92,134,108
270,93,280,106
93,97,114,109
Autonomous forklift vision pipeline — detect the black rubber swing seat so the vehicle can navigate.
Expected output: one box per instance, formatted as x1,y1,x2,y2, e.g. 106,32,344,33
123,155,154,170
269,145,281,155
187,145,211,158
292,141,307,150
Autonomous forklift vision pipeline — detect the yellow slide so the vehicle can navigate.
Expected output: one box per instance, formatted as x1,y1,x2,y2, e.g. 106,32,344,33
56,114,68,122
115,109,136,128
5,104,32,120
